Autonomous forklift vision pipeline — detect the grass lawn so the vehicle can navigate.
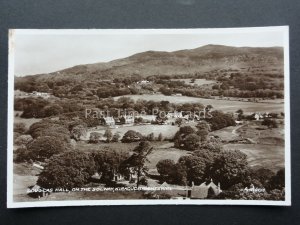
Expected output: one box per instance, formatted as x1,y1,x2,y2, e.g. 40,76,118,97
223,143,284,172
171,78,217,86
75,141,139,153
85,124,180,141
13,163,40,202
146,142,190,174
236,120,285,145
14,111,42,129
114,94,284,113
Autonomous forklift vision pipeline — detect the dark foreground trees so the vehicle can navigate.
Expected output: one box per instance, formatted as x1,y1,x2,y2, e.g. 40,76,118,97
121,141,153,187
209,150,250,189
37,151,96,189
16,136,71,162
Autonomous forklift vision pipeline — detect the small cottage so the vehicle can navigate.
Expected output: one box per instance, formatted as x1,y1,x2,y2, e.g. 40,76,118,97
190,179,221,199
103,117,115,126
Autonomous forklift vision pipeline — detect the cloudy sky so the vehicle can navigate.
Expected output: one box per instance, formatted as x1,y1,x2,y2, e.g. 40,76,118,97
13,28,286,76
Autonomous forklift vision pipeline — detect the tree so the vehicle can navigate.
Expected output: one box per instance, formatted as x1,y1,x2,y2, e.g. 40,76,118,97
14,147,32,162
71,124,87,141
121,130,143,143
206,110,235,131
93,148,129,183
158,133,164,141
175,118,183,127
262,118,278,129
112,132,121,142
37,151,96,189
14,134,33,146
196,121,210,141
20,98,50,118
236,109,244,120
268,169,285,190
210,150,250,190
89,132,102,143
14,122,27,134
156,159,176,182
122,141,153,187
104,128,113,142
251,168,275,189
178,155,206,185
26,136,71,161
42,104,64,117
183,134,201,151
146,132,155,141
28,120,70,141
174,126,195,148
134,117,143,124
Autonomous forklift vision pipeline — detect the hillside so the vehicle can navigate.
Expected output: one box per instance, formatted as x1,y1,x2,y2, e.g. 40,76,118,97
16,44,284,82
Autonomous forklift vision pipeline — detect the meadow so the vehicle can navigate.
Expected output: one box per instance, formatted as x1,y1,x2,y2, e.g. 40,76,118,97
115,94,284,113
171,78,217,86
223,143,284,172
85,124,180,141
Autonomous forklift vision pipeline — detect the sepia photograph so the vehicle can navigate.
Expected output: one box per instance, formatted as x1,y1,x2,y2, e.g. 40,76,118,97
7,27,290,207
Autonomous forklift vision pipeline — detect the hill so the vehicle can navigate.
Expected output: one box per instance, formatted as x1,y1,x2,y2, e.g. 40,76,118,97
16,44,284,83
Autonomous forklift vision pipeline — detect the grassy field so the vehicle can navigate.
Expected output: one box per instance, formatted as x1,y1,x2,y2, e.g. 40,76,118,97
14,111,41,129
223,143,284,172
115,94,284,113
86,124,180,141
210,125,242,142
171,78,217,86
235,120,285,145
75,141,139,153
211,120,285,172
146,142,190,174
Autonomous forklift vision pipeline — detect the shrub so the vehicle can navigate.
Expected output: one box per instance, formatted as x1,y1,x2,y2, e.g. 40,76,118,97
14,134,33,146
14,122,27,134
121,130,143,143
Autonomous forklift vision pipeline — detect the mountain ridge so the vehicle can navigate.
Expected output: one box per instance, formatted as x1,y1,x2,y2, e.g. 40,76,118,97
17,44,284,81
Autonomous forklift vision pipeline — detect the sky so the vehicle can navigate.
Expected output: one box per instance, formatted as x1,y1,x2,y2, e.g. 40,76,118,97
13,28,286,76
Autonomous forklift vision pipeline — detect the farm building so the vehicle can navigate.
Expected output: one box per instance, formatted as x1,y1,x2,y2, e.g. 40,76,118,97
172,93,182,96
31,91,50,98
190,179,221,199
103,117,115,126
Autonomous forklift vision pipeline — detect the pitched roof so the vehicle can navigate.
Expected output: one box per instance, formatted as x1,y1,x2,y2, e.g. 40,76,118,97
191,181,220,199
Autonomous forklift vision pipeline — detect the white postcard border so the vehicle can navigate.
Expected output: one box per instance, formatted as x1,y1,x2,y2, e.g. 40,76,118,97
7,26,291,208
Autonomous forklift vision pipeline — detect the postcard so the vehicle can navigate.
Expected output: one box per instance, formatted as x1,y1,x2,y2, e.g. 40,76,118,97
7,27,290,207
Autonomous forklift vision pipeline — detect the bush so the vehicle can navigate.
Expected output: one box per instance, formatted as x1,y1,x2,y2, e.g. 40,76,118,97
121,130,143,143
89,132,102,143
14,147,32,162
262,118,278,128
42,104,64,117
157,133,164,141
14,134,33,146
206,111,235,131
14,122,27,134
